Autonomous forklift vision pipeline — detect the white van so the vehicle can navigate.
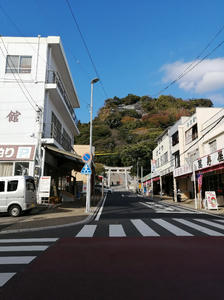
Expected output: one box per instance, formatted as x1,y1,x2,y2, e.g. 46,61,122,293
0,176,37,217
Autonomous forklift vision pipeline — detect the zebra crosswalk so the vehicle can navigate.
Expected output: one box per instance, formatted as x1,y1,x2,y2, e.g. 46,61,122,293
0,238,58,287
74,218,224,238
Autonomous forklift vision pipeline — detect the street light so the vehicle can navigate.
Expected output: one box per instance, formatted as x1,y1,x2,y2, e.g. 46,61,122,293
86,78,99,213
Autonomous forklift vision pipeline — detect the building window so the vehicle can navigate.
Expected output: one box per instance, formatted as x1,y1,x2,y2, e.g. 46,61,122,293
51,112,62,144
6,55,32,73
160,152,168,166
0,163,13,176
61,129,72,151
185,124,198,145
174,151,180,168
209,140,217,153
172,131,179,146
14,162,29,175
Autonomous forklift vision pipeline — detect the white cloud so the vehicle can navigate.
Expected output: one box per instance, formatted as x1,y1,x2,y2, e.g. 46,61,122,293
161,58,224,94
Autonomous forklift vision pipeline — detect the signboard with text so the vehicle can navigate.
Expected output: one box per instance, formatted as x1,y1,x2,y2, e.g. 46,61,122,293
39,176,51,197
205,191,218,210
194,148,224,171
0,145,35,161
174,164,192,178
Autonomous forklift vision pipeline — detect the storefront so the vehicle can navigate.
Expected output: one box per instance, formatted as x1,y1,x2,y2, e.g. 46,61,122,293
42,145,84,201
161,173,173,196
194,149,224,206
152,176,160,195
0,145,36,176
173,164,194,200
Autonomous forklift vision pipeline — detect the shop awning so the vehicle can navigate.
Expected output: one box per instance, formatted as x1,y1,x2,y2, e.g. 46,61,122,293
152,176,160,182
44,145,84,172
197,162,224,175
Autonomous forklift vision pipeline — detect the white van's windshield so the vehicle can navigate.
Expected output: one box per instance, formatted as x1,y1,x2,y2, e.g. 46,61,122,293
26,178,35,191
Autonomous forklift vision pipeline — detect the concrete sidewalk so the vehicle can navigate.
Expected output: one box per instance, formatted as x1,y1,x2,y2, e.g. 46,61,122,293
158,195,224,216
0,200,100,234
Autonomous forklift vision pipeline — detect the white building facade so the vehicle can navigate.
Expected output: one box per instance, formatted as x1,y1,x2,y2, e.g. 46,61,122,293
142,107,224,204
193,108,224,206
173,107,222,201
151,128,173,196
0,36,83,200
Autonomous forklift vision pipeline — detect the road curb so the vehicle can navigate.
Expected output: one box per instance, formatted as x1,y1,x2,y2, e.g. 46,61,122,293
0,197,104,235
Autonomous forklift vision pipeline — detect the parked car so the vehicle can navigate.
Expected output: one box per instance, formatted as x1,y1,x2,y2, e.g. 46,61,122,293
0,176,37,217
95,185,112,194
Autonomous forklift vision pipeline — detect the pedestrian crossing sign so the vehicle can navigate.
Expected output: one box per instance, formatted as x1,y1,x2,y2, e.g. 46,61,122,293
81,163,92,175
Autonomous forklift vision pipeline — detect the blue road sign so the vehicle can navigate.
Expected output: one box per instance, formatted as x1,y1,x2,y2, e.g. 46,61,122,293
82,153,92,163
81,163,92,175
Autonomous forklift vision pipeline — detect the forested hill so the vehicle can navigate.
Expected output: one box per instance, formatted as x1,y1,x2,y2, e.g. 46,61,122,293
74,95,213,175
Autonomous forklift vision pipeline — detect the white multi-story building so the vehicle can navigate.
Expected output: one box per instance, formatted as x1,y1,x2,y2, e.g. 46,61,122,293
193,108,224,206
0,36,83,200
143,107,224,204
173,107,222,200
152,128,173,195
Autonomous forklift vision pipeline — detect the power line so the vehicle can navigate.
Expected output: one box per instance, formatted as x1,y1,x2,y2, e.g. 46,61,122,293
154,24,224,97
65,0,109,99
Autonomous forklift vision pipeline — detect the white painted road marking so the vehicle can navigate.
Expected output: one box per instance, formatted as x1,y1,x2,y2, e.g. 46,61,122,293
140,202,193,213
152,219,192,236
0,238,58,243
0,245,49,252
215,219,224,223
131,219,159,236
195,219,224,230
95,195,107,221
76,225,97,237
174,219,224,236
0,256,36,264
0,273,16,287
109,225,126,237
0,239,57,288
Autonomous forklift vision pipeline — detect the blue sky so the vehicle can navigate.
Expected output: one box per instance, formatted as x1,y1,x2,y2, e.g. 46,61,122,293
1,0,224,122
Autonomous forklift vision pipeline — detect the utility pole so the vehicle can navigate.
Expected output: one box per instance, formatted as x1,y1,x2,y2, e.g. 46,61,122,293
141,166,143,193
86,78,99,213
36,106,43,203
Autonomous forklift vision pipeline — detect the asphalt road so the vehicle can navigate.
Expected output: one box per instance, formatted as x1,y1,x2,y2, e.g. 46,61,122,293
1,191,224,299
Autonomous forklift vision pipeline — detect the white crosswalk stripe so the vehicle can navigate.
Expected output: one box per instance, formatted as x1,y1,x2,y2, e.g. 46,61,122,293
0,273,16,287
76,225,97,237
109,225,126,237
0,256,36,264
152,219,192,236
131,219,159,236
74,218,224,238
194,219,224,230
0,238,58,243
173,219,224,236
0,238,58,287
0,245,49,252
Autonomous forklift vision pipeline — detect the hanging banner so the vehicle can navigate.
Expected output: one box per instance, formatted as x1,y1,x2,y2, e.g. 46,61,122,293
197,173,203,192
205,191,218,210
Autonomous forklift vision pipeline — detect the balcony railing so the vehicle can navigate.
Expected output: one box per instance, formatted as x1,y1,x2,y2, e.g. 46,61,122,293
42,122,74,152
47,70,79,126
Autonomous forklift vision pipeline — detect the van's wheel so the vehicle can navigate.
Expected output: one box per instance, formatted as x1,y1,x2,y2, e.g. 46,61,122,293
9,205,21,217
